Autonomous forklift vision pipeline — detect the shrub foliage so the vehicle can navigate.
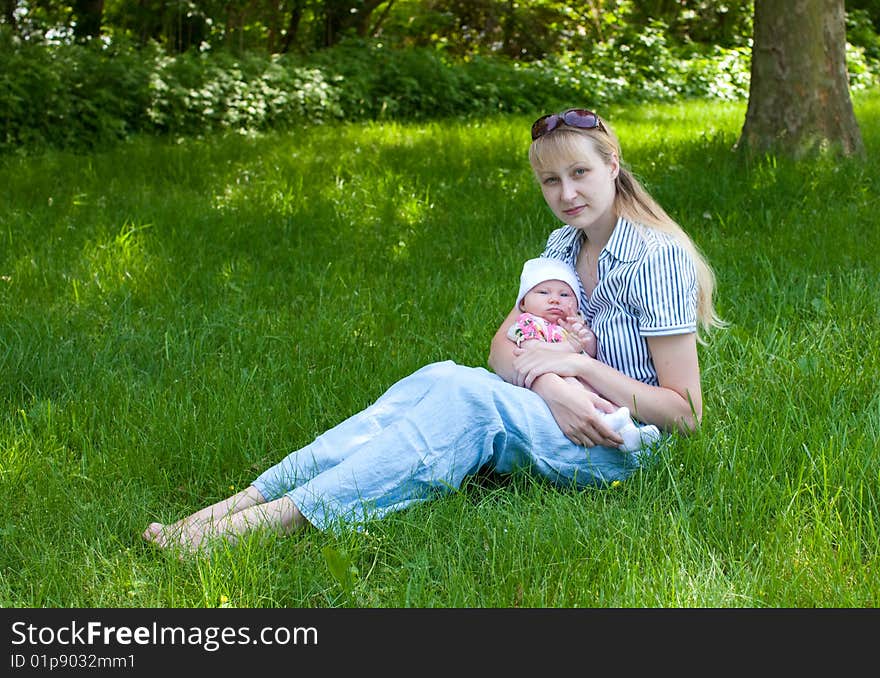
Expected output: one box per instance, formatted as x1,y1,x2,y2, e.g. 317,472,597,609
0,27,876,153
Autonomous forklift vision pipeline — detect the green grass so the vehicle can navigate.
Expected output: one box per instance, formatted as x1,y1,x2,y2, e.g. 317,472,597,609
1,93,878,608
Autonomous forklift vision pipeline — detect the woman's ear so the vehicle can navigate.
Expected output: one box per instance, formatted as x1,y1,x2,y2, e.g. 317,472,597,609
610,152,620,179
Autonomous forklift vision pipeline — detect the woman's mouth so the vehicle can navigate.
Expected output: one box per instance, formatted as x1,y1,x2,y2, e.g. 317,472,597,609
563,205,586,217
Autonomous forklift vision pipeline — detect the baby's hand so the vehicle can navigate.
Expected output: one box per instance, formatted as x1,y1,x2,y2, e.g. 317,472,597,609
561,316,597,357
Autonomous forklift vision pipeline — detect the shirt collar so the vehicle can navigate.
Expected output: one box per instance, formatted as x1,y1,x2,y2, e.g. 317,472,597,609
602,216,643,263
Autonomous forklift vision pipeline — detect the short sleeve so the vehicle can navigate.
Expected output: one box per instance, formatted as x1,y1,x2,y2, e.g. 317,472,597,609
631,241,698,336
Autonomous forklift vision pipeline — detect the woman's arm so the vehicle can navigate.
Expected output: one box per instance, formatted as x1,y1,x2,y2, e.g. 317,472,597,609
488,306,527,383
488,307,623,447
491,309,592,368
512,333,703,433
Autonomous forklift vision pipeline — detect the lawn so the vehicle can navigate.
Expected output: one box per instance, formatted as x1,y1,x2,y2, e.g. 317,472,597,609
1,93,878,608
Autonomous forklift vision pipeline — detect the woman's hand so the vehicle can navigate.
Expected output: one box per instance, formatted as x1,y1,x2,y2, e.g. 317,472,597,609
512,344,583,388
531,374,622,448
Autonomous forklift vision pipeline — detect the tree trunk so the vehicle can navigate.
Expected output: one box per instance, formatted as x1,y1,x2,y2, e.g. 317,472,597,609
281,0,306,53
72,0,105,41
368,0,395,38
2,0,16,32
737,0,865,158
322,0,387,47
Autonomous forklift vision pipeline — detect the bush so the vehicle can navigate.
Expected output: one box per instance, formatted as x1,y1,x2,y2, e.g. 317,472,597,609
146,50,340,135
0,27,876,154
0,32,155,151
308,41,574,119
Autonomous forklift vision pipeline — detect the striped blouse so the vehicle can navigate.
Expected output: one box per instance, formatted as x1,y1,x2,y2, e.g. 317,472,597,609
540,216,697,386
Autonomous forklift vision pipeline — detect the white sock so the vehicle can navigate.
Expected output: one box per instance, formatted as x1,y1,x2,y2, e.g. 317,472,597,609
603,407,661,452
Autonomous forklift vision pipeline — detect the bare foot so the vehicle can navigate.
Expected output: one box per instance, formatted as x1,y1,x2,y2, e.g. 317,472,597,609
142,521,208,554
142,522,164,544
141,495,305,555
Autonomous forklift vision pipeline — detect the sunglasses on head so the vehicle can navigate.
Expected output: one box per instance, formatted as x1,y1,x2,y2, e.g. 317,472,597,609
531,108,603,140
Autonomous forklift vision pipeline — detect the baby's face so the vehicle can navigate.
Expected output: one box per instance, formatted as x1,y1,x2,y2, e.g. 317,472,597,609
520,279,578,322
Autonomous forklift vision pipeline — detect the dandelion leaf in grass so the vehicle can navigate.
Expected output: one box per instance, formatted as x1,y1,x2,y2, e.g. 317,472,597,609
322,545,353,592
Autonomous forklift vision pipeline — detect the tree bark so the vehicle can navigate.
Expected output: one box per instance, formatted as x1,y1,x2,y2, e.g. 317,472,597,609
72,0,105,41
322,0,388,47
737,0,865,158
2,0,16,32
280,1,302,53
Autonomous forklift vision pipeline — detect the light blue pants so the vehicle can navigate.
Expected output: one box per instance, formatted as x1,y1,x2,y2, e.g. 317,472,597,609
252,361,656,531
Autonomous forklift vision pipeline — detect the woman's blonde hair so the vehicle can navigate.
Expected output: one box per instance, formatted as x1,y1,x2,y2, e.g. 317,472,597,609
529,119,725,339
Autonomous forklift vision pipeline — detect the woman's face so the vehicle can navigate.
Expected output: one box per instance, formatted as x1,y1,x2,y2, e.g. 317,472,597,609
533,136,619,233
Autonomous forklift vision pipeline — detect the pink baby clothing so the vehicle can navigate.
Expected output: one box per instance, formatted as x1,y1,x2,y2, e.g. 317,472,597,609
507,312,568,347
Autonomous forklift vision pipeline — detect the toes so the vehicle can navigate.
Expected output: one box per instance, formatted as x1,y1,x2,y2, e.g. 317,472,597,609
142,522,163,542
143,522,175,548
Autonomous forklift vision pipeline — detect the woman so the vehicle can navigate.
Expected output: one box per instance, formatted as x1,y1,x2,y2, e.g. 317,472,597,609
142,108,723,552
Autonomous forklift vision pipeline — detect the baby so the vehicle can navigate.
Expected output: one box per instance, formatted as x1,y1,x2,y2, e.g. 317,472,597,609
508,257,661,452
